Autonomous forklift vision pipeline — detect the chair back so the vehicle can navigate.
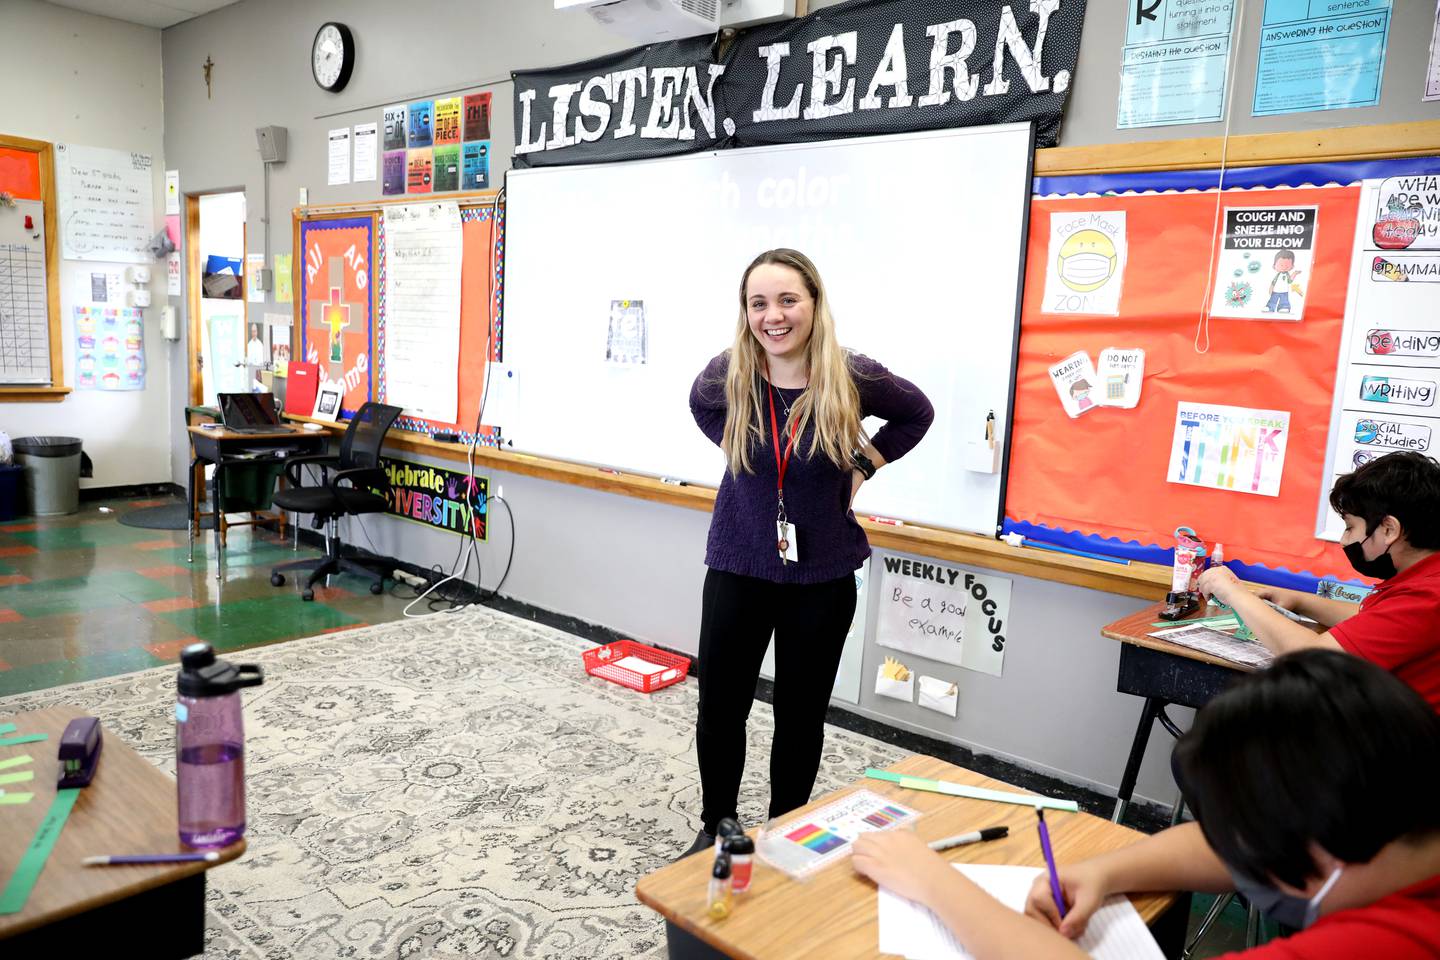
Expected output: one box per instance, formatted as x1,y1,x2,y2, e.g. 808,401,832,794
339,403,402,470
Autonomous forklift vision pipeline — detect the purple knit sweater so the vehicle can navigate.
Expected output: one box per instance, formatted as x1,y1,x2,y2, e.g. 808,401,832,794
690,351,934,584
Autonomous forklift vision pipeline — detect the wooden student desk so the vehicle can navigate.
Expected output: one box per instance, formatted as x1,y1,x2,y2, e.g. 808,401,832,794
0,707,245,955
636,754,1182,960
186,423,327,578
1101,603,1253,824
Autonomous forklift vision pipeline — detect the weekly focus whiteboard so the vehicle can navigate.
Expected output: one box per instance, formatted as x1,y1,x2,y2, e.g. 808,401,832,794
502,123,1034,535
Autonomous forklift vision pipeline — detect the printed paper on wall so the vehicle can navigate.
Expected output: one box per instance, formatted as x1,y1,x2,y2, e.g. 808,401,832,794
1167,401,1290,497
1042,211,1127,316
1047,350,1100,418
1209,206,1318,321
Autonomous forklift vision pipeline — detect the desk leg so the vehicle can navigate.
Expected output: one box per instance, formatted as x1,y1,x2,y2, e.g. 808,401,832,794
187,457,200,563
213,464,225,581
664,920,729,960
1112,696,1164,824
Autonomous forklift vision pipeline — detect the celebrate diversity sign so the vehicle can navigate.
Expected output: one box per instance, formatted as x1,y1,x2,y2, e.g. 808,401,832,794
377,457,488,540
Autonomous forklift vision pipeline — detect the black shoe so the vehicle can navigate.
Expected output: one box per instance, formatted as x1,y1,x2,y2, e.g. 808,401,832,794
678,828,714,861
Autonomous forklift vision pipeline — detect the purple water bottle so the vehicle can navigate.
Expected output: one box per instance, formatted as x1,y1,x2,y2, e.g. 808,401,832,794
176,643,263,848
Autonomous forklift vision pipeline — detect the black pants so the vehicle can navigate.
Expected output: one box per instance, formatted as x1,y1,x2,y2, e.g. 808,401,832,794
695,567,857,834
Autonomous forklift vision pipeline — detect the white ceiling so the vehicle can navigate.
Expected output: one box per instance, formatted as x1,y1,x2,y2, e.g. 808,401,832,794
43,0,244,29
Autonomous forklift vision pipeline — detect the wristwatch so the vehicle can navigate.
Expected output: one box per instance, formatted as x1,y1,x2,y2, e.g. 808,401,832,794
851,451,877,480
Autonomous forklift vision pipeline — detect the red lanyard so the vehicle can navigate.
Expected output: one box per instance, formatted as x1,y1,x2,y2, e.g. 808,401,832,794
766,377,799,499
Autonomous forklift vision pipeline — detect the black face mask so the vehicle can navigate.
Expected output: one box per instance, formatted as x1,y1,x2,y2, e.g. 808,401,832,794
1343,531,1398,580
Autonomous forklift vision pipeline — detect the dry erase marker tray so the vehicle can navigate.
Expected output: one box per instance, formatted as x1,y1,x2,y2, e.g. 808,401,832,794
757,788,920,879
582,640,690,694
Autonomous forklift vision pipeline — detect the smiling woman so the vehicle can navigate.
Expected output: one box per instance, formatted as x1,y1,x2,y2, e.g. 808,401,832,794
681,247,934,856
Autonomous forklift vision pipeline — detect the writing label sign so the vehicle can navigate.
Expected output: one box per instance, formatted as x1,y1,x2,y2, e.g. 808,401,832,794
1359,375,1437,408
876,556,1011,676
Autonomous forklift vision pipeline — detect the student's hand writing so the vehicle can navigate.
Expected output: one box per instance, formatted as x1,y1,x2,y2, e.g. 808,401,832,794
1197,566,1242,604
1023,861,1111,940
852,830,952,908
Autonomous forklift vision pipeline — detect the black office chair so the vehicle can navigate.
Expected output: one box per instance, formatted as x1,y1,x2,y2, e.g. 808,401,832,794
269,402,403,601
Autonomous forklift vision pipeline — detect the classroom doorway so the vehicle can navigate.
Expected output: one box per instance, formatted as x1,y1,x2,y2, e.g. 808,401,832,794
185,190,249,407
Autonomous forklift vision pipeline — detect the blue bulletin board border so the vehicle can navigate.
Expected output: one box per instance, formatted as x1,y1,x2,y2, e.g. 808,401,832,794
298,216,375,421
999,519,1370,595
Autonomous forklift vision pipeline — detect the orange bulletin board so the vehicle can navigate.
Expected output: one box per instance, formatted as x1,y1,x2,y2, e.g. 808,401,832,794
1005,184,1360,581
293,194,503,441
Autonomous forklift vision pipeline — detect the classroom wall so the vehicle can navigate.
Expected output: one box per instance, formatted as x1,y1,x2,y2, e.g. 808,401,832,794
158,0,1438,806
0,0,171,489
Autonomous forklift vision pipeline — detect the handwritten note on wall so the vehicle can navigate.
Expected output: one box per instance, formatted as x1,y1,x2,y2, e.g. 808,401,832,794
876,556,1012,677
55,143,155,263
383,202,462,422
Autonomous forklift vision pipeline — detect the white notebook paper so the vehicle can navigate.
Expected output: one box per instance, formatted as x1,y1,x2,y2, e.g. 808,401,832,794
878,864,1163,960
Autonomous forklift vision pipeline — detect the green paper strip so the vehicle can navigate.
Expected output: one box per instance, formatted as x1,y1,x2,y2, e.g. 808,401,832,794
866,769,1080,813
0,723,15,735
1150,615,1239,629
0,754,32,771
0,770,33,786
0,793,34,805
0,788,81,914
0,734,48,748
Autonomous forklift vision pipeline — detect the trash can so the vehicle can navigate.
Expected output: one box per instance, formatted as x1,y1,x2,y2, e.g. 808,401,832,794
13,436,83,516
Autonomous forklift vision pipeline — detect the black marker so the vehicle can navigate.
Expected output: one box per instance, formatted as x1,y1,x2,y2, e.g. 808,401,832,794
928,825,1009,851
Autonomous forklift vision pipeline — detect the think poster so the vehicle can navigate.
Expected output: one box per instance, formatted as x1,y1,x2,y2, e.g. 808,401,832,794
1167,401,1290,497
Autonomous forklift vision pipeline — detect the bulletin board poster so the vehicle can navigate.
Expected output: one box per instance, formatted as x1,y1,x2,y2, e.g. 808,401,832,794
1006,185,1362,580
381,204,504,444
376,456,487,540
1319,175,1440,540
1253,0,1391,117
299,217,373,418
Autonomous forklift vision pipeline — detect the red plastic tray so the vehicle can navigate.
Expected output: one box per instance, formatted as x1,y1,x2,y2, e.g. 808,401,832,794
583,640,690,693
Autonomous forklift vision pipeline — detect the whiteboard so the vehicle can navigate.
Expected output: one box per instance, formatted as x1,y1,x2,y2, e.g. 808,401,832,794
0,199,50,384
56,143,155,263
502,123,1034,535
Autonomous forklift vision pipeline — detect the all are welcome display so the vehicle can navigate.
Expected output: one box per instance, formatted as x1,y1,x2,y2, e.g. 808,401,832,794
512,0,1087,168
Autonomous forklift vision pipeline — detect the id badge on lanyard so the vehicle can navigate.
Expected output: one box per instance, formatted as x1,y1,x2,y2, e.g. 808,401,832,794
768,380,800,565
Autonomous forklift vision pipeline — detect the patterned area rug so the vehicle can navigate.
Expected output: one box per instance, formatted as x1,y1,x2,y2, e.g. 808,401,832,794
0,606,909,958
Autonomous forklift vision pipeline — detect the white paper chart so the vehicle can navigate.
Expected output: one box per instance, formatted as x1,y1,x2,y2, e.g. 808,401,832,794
1318,175,1440,539
0,198,51,384
55,142,154,263
383,202,462,423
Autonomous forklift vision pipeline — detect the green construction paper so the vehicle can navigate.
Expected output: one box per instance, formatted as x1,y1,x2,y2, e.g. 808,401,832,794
0,734,48,748
0,754,32,771
0,787,81,914
866,768,1080,813
0,793,35,805
0,770,34,786
0,723,15,735
1150,615,1239,629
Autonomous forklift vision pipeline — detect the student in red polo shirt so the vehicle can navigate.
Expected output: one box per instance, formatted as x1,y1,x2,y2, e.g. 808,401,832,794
851,652,1440,960
1198,451,1440,710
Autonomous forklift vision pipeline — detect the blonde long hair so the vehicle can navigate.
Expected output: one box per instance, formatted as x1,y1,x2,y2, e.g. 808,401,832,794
721,249,864,476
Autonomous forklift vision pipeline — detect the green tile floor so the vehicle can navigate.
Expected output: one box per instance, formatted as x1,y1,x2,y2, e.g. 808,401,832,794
0,496,417,698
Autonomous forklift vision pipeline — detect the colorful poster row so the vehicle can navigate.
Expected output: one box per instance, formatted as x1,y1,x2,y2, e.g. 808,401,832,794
1319,173,1440,539
74,306,145,390
375,456,488,540
381,94,491,196
1118,0,1401,128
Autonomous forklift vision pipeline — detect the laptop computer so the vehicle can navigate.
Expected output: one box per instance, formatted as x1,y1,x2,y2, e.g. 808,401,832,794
218,393,295,434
